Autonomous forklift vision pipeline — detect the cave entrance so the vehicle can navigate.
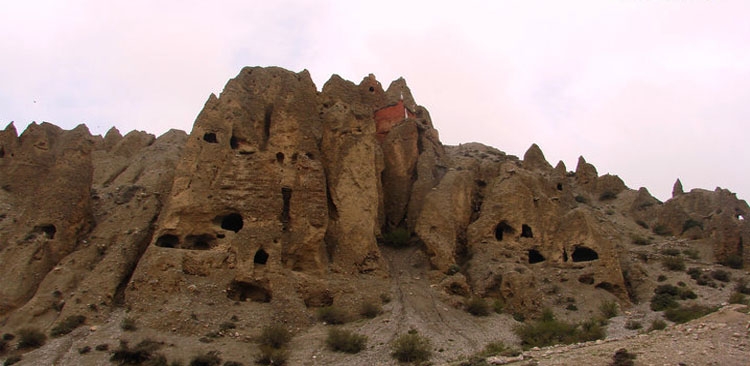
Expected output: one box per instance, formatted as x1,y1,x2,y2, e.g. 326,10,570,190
557,183,563,191
572,246,599,262
184,234,215,250
226,280,271,302
155,234,179,248
528,249,545,264
494,221,515,241
220,213,244,233
203,133,218,143
521,224,533,238
254,249,269,265
34,224,56,239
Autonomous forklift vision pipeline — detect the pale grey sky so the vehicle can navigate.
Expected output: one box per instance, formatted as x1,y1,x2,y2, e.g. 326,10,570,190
1,0,748,201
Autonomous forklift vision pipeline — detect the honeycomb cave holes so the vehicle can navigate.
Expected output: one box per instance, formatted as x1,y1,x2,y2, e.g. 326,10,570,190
521,224,533,238
254,249,269,265
202,132,218,143
230,135,239,150
276,152,284,164
29,224,56,240
571,246,599,262
184,234,215,250
528,249,545,264
226,280,271,302
494,221,515,241
155,234,179,248
219,213,244,233
557,183,563,191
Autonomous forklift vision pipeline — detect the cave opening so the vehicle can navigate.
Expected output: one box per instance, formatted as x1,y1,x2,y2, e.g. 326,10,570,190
528,249,545,264
36,224,56,239
276,152,285,164
220,213,244,233
202,133,218,143
562,248,569,262
572,246,599,262
254,249,269,265
494,221,515,241
557,183,563,191
521,224,533,238
230,135,239,150
184,234,215,250
155,234,179,248
226,280,271,302
262,105,273,150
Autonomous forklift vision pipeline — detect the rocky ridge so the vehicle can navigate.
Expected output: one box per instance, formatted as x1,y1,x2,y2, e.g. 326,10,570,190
1,66,749,365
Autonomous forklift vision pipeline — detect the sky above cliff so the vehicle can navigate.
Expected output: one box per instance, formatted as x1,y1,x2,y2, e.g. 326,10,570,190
1,0,748,201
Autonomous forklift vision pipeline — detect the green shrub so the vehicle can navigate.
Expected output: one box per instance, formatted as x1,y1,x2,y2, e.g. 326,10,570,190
360,301,382,319
256,345,287,365
687,267,702,280
683,249,700,260
650,293,678,311
466,297,491,317
3,355,21,366
110,339,163,364
16,328,46,349
50,315,86,337
381,228,411,248
95,343,109,351
599,300,618,319
480,341,520,357
513,313,604,350
735,278,750,295
657,275,667,282
78,345,91,354
325,328,367,354
652,224,673,236
189,351,221,366
574,195,589,204
711,270,731,282
664,304,715,324
631,235,651,245
1,334,14,341
391,332,431,363
648,319,667,331
610,348,637,366
493,299,505,314
219,322,236,332
317,306,349,325
661,248,680,256
624,320,642,330
258,324,291,349
380,293,392,304
121,317,137,331
721,254,744,269
635,220,649,229
661,256,685,271
566,304,578,311
681,219,703,233
728,292,748,305
446,264,461,275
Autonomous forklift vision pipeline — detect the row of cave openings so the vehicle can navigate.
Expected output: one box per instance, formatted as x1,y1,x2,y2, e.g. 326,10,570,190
203,131,316,164
153,212,269,266
494,220,599,264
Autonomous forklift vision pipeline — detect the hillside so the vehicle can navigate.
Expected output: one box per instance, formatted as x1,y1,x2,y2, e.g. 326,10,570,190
1,66,749,365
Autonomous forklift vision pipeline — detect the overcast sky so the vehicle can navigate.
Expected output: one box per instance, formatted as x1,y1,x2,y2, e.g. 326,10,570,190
1,0,748,201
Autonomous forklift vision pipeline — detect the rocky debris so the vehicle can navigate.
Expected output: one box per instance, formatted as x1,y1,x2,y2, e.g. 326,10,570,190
673,178,684,197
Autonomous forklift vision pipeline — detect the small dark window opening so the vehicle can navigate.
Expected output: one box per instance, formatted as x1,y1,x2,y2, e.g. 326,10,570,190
262,105,273,149
528,249,545,264
0,146,4,158
368,86,375,92
230,135,239,149
184,234,215,250
521,224,533,238
562,248,569,262
572,246,599,262
155,234,179,248
475,180,487,187
276,152,285,164
305,152,315,160
494,221,515,241
254,249,269,265
36,224,56,239
221,213,244,233
281,187,292,229
226,280,271,302
202,133,218,143
557,183,563,191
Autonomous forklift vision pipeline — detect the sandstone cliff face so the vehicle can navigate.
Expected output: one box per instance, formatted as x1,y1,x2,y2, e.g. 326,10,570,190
1,66,749,339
